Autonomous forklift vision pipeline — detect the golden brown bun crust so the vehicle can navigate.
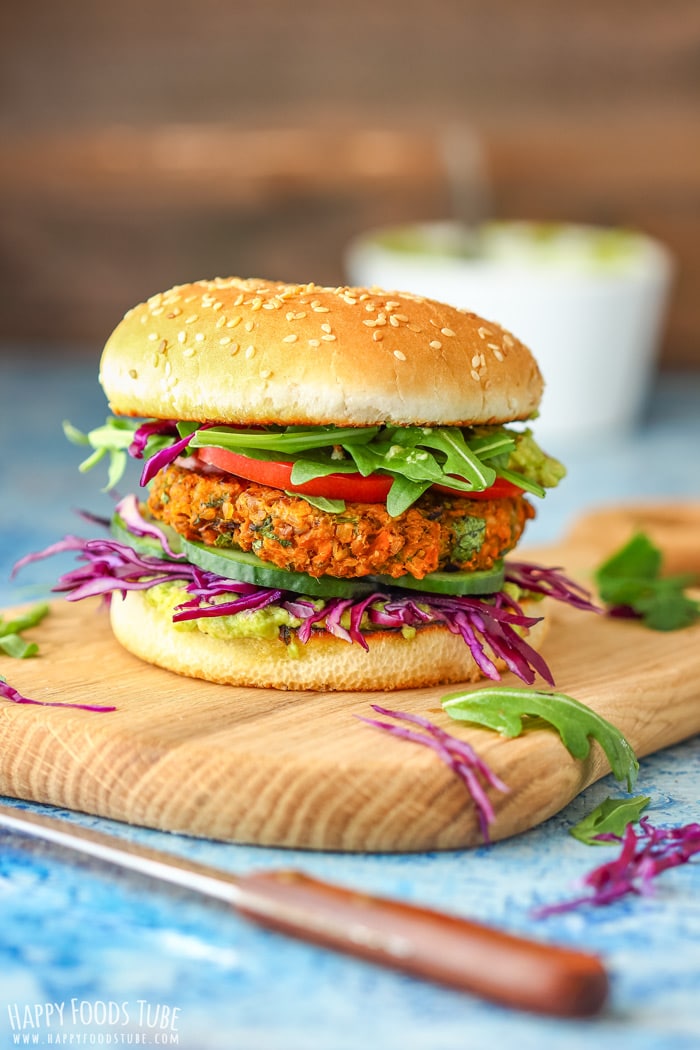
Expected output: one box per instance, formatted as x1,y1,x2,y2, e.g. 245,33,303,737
99,277,543,427
109,589,549,692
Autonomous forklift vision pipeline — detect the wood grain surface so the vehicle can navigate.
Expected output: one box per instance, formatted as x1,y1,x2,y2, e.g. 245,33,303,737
1,505,699,852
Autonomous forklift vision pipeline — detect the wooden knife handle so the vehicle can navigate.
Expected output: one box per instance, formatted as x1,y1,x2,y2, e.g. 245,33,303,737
236,869,608,1017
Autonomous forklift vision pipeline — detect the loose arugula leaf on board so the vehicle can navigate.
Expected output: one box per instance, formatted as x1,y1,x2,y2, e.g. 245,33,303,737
441,686,639,791
595,531,700,631
570,795,651,845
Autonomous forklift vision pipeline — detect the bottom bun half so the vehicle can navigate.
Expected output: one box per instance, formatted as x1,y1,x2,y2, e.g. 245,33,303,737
109,589,550,692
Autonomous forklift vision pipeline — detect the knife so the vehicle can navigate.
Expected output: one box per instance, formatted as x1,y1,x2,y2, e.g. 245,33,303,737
0,801,607,1017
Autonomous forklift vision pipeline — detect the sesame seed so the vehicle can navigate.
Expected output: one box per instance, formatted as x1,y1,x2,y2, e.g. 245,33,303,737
216,315,227,329
129,368,138,378
441,327,456,337
230,343,239,355
286,312,295,322
183,346,196,358
493,349,504,362
389,315,400,328
158,339,168,353
471,369,481,382
477,326,491,340
212,301,223,311
251,299,262,311
166,308,182,318
139,314,148,325
227,316,241,328
471,354,481,367
429,319,440,328
385,300,401,309
165,361,172,377
185,314,198,324
503,334,515,348
244,320,255,332
430,340,442,350
152,354,160,367
219,336,232,346
294,311,307,320
184,295,197,303
372,330,384,342
343,296,357,305
178,331,187,344
147,332,159,341
321,323,332,333
308,338,320,347
151,307,164,316
260,368,272,379
233,294,244,307
487,342,500,352
312,305,330,313
362,319,377,327
364,303,376,312
245,345,256,359
393,350,406,361
393,313,409,322
195,333,205,342
283,334,297,343
407,323,422,333
321,334,336,342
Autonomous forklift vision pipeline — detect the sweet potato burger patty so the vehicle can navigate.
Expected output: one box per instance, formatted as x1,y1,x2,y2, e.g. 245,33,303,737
148,464,534,580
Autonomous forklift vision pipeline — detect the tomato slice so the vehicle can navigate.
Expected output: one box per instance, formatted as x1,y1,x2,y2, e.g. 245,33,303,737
433,477,524,500
196,446,393,502
196,447,523,503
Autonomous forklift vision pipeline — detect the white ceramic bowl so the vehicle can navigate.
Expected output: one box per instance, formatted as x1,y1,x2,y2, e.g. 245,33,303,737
345,221,674,444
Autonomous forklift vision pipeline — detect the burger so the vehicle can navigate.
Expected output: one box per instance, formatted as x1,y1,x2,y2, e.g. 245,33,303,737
27,277,583,691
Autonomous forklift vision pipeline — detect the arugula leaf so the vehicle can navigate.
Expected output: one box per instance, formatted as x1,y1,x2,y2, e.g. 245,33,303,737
441,686,639,790
0,602,50,659
64,418,142,490
191,425,380,455
596,532,700,631
570,795,651,845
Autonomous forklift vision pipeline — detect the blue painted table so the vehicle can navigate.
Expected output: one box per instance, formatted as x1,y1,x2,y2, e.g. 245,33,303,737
1,354,699,1049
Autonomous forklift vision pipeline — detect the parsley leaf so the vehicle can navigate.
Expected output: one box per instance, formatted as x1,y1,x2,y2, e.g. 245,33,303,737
570,795,651,845
595,532,700,631
441,686,639,790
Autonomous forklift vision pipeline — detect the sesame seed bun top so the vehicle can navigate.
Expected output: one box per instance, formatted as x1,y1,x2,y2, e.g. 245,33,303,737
99,276,544,426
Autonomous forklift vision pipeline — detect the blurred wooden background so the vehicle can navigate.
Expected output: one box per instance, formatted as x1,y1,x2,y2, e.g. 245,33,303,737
1,0,698,366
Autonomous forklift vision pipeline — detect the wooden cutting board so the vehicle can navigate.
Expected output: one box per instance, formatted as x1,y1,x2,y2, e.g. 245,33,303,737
1,504,699,852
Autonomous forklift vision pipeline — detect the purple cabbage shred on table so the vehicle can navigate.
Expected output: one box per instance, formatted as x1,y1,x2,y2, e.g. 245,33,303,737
357,704,509,842
534,817,700,916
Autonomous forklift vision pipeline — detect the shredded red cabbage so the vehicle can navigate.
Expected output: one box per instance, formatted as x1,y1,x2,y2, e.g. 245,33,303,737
356,704,509,842
129,421,217,487
128,419,180,459
139,431,197,487
115,495,186,560
14,533,600,686
534,817,700,916
0,675,115,713
504,561,601,613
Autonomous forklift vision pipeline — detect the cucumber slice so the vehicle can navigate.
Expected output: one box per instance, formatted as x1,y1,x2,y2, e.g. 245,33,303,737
180,538,376,599
368,562,505,596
